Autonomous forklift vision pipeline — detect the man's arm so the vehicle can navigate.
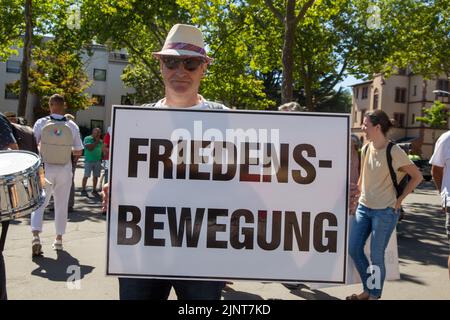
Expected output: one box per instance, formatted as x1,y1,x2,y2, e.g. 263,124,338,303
84,135,101,151
85,140,99,151
6,143,19,150
432,165,444,192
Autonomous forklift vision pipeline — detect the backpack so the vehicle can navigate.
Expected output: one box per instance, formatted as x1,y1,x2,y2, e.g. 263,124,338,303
40,116,73,165
361,141,410,199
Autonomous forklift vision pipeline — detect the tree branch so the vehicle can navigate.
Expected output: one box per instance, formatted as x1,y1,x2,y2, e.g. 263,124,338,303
294,0,316,25
121,38,163,86
264,0,284,23
322,58,349,95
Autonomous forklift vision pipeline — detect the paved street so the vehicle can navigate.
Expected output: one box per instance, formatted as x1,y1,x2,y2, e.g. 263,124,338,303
3,160,449,300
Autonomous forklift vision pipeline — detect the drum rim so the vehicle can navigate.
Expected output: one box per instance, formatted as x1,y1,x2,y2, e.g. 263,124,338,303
0,150,42,182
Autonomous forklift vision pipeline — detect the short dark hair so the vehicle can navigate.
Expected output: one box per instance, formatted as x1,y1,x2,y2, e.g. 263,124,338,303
49,94,65,106
365,110,393,136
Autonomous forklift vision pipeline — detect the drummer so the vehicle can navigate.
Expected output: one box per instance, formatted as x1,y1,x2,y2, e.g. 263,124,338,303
0,111,18,300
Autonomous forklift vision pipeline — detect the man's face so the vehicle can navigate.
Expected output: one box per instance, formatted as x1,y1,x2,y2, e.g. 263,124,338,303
6,115,17,124
159,56,207,97
49,102,64,114
92,128,101,138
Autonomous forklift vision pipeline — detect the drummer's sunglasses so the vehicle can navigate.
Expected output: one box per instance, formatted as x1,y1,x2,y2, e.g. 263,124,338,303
161,57,206,71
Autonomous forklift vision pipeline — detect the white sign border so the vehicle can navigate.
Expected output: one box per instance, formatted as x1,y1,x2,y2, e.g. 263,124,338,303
106,106,351,284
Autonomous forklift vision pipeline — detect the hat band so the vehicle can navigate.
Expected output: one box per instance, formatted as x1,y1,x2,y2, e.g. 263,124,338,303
165,42,206,56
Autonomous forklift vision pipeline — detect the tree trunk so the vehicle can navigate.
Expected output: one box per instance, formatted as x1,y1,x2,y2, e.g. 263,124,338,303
264,0,315,105
281,0,296,104
304,75,314,111
17,0,33,118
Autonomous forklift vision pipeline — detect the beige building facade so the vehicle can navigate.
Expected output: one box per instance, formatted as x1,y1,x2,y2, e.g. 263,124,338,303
351,71,450,159
0,44,134,133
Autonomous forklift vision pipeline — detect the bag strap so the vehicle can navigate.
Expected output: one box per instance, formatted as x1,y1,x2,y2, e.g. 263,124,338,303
0,221,9,253
386,141,401,197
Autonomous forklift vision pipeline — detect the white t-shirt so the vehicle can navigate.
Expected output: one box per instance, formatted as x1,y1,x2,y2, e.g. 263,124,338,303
429,130,450,207
153,95,228,110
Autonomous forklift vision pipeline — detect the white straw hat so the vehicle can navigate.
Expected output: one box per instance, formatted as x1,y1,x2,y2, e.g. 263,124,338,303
153,24,212,61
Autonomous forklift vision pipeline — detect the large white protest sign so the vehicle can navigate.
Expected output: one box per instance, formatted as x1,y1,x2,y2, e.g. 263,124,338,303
107,106,350,283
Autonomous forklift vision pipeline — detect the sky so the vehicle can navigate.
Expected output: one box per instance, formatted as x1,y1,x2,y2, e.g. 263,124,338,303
334,74,360,93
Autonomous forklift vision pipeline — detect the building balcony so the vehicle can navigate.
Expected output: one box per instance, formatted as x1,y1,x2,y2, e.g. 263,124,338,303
108,52,128,63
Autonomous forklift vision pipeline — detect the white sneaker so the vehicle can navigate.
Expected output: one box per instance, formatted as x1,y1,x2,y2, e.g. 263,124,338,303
52,239,63,251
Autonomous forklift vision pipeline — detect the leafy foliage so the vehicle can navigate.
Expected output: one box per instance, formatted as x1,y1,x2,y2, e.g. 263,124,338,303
416,100,450,129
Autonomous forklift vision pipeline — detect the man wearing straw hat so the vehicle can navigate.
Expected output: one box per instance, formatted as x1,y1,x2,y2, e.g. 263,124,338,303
116,24,227,300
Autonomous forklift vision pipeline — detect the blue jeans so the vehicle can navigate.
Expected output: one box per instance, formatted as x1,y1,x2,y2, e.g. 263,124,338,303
349,204,399,298
119,278,225,300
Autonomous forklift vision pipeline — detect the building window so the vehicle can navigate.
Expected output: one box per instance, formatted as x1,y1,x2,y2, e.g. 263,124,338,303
90,119,104,131
6,60,21,73
355,88,359,99
412,113,415,125
4,83,18,99
413,85,417,96
395,88,407,103
121,95,132,105
437,79,449,96
93,69,107,81
361,87,368,99
360,109,366,125
353,110,357,124
92,94,105,106
373,89,379,109
394,113,405,128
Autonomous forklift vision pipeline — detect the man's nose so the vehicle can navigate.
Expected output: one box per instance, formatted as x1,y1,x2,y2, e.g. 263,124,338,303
174,62,188,73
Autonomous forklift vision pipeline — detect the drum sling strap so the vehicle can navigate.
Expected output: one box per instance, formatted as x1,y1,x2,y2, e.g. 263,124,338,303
0,221,9,252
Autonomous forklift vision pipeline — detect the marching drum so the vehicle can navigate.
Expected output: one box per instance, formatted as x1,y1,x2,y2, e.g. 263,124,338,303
0,150,45,222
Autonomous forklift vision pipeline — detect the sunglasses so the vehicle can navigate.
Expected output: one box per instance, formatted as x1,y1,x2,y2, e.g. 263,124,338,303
161,57,205,71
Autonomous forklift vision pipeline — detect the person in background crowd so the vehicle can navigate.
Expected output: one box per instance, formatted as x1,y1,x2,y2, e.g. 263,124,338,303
350,134,361,215
4,111,17,124
429,130,450,278
64,113,80,211
81,127,103,197
278,102,301,112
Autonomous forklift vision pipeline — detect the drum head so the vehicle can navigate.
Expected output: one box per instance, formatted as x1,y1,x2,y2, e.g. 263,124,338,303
0,150,40,176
